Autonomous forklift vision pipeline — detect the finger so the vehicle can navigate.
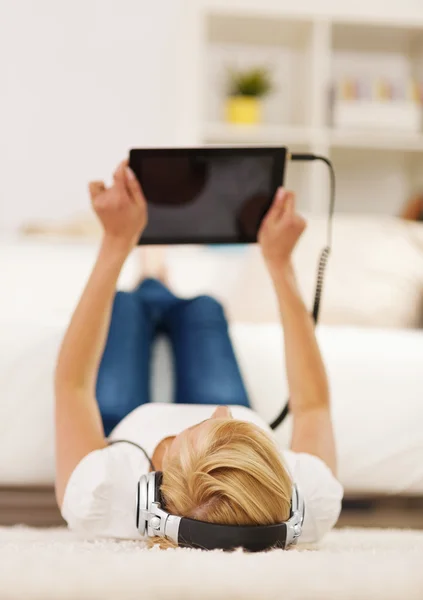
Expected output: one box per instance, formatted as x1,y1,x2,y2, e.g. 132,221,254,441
262,187,285,223
124,166,147,207
113,162,128,197
89,181,106,199
273,188,289,220
297,214,307,233
113,160,127,180
284,192,296,217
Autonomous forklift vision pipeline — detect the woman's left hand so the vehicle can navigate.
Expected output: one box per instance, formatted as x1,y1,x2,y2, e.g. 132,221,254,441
89,160,148,251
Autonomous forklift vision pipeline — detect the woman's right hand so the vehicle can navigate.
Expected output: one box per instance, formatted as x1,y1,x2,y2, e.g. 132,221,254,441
89,161,148,251
258,187,306,280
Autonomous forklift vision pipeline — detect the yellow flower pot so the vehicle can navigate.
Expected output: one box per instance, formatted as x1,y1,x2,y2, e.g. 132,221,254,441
226,96,261,125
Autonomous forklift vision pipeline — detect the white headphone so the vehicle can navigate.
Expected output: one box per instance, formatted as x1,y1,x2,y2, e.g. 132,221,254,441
110,438,305,551
136,471,305,552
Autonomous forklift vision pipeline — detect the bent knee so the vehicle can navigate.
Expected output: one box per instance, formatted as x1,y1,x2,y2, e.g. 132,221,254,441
187,295,226,320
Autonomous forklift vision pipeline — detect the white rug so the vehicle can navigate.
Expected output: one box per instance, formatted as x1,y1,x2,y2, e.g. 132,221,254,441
0,526,422,600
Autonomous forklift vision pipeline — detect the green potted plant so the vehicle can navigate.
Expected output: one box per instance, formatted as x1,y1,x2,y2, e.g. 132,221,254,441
226,66,273,125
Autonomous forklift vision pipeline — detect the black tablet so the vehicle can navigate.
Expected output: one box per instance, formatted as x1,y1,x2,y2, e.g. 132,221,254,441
129,146,287,245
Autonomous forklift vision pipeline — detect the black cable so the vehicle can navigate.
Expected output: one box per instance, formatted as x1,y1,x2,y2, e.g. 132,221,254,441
269,154,336,430
108,439,155,471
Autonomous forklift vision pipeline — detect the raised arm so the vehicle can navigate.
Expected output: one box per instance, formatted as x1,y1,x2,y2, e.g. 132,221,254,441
258,188,337,475
55,162,147,506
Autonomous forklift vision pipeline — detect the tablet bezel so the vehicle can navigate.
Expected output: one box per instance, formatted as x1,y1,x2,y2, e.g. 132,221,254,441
129,146,288,245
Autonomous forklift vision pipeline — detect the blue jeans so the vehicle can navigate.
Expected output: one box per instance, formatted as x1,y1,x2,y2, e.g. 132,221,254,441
96,278,250,436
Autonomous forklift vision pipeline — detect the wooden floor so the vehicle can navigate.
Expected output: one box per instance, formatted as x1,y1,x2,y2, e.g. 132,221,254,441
0,486,64,528
1,486,423,530
337,497,423,530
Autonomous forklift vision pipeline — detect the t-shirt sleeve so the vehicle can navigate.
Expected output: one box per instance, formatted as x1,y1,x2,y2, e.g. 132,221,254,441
60,445,147,539
283,450,344,544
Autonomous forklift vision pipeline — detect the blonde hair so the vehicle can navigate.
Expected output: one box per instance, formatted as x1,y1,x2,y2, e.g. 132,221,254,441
149,419,292,549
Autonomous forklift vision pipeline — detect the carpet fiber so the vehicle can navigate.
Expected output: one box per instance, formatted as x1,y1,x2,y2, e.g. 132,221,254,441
0,526,422,599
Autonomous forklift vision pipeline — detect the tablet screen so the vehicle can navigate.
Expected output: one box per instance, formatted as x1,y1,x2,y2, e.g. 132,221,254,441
129,147,287,244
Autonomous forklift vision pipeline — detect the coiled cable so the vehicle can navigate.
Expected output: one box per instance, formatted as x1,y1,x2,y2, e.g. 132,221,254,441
269,154,336,430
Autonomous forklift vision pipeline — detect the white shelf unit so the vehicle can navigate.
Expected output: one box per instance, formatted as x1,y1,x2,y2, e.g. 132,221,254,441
178,2,423,215
329,20,423,214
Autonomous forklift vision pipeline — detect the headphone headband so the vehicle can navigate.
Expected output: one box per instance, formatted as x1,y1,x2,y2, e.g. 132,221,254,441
136,471,305,551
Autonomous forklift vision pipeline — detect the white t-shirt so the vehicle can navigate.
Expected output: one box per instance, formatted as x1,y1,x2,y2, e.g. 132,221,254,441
61,404,343,544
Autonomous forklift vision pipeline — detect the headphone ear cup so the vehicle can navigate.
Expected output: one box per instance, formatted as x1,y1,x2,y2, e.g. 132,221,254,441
137,473,163,537
155,472,164,507
283,484,305,548
136,475,148,536
298,488,305,527
136,481,140,530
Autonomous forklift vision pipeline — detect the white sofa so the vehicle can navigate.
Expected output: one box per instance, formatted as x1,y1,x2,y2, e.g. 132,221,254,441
2,316,423,497
1,214,423,498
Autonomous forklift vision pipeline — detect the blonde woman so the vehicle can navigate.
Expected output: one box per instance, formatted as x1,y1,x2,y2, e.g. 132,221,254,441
55,160,343,548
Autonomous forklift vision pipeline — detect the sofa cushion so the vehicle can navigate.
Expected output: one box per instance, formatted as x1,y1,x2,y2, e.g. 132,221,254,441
228,216,423,328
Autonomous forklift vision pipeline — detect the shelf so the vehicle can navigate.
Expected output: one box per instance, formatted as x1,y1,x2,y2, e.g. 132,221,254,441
201,1,423,28
202,122,423,152
207,13,312,47
329,129,423,152
202,123,315,146
332,22,423,53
